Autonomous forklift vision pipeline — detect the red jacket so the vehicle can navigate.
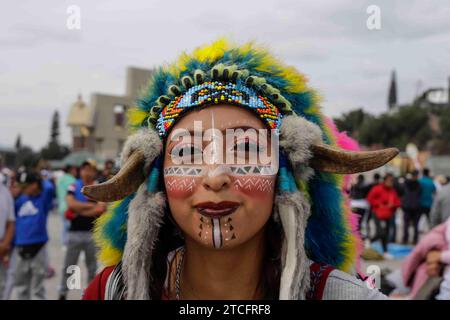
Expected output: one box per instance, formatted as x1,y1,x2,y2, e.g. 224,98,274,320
367,183,400,220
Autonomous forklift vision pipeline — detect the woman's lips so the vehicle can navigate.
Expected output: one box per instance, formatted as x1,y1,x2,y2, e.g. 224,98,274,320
194,201,240,219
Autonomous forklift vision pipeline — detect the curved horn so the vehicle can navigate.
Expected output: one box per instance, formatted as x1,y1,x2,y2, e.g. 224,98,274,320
82,149,146,202
310,144,399,174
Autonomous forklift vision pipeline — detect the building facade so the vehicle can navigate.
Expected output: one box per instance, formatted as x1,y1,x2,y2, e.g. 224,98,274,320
67,67,152,160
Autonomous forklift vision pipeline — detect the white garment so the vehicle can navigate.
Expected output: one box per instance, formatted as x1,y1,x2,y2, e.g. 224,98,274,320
350,199,369,210
0,184,15,240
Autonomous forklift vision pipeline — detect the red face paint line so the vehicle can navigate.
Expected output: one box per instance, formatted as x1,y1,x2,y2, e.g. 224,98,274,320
232,176,275,197
164,177,199,198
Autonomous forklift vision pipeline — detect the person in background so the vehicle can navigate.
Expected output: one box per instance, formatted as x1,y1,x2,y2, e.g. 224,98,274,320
10,171,52,300
350,174,370,238
419,168,436,227
0,156,6,186
40,169,57,279
97,159,116,183
40,169,55,211
8,172,22,200
430,179,450,228
0,182,15,299
58,160,106,300
367,173,401,259
365,173,382,240
56,165,78,246
401,170,422,245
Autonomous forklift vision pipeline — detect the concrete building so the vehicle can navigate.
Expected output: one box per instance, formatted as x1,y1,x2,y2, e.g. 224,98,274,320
67,67,152,160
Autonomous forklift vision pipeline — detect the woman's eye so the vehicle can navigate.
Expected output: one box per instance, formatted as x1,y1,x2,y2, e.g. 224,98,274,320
171,144,202,163
234,140,263,153
178,145,202,156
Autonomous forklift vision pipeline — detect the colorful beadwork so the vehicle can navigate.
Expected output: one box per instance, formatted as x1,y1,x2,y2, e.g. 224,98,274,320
155,81,282,137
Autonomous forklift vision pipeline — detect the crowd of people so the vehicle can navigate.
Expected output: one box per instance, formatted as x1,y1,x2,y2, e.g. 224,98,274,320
0,156,116,300
349,168,450,299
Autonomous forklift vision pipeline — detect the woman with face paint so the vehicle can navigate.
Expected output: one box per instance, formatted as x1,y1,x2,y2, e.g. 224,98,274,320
162,105,279,299
82,39,398,300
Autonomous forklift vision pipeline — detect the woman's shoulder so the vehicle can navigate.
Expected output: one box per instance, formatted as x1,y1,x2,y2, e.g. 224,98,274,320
82,265,117,300
321,268,388,300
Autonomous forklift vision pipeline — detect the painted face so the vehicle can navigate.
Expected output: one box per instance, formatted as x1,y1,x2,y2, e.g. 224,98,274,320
163,104,278,250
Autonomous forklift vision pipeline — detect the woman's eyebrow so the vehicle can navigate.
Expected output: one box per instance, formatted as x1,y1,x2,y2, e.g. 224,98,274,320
223,125,261,132
167,125,265,144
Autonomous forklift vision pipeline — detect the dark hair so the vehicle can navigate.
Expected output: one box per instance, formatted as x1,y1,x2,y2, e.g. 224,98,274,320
373,173,381,180
16,171,41,185
422,168,430,177
384,173,394,181
357,174,365,183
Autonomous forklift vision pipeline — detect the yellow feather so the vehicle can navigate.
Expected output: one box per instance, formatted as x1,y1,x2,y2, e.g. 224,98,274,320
99,246,122,266
280,66,308,93
127,108,147,127
236,41,254,56
192,38,229,63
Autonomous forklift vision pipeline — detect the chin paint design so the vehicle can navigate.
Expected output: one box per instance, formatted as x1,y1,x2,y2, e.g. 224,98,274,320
211,218,222,248
222,217,236,244
198,216,236,249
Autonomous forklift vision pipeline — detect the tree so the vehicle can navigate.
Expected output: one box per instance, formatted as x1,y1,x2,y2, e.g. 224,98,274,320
15,134,22,150
40,110,70,160
334,104,433,150
388,70,397,110
333,108,371,138
51,111,60,144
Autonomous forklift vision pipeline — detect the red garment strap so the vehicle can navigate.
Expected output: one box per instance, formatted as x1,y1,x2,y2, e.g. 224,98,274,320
306,262,335,300
82,266,115,300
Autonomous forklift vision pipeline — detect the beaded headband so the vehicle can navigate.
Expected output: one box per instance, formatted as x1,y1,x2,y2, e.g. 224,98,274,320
155,81,282,137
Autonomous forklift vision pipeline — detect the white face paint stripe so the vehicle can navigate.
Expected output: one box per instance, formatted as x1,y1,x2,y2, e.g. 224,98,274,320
212,218,222,248
207,165,231,177
210,110,221,165
164,165,278,177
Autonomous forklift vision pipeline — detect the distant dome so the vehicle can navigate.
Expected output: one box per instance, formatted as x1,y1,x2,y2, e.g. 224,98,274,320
67,94,92,127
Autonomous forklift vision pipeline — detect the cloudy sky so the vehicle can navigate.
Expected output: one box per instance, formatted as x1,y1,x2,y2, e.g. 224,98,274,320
1,0,449,150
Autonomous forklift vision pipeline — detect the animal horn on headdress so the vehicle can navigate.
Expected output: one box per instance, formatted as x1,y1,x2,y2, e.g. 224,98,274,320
82,149,146,202
310,144,399,174
82,127,163,202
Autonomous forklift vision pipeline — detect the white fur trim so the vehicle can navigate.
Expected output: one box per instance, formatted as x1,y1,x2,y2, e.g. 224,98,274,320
275,191,311,300
120,128,163,173
122,185,166,299
279,115,322,166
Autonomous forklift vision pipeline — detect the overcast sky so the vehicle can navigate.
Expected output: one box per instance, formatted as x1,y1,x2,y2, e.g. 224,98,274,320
1,0,450,150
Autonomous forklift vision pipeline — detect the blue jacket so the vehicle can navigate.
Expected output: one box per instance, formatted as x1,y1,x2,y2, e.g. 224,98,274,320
419,176,436,208
14,183,52,245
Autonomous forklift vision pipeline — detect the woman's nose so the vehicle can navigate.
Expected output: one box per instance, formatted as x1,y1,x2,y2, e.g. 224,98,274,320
202,169,231,192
